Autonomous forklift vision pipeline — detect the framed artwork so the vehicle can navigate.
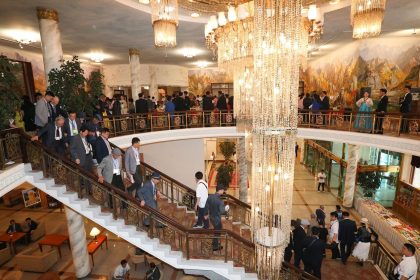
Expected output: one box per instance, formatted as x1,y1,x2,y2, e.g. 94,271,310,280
22,187,41,207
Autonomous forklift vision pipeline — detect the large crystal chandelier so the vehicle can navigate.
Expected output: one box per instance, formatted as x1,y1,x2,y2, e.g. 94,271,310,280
251,0,301,278
351,0,386,39
151,0,179,47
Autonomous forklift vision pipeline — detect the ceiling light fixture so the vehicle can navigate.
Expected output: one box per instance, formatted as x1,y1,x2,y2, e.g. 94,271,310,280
191,12,200,17
351,0,386,39
151,0,179,48
3,29,39,49
194,60,210,68
181,47,200,58
139,0,150,4
88,52,107,63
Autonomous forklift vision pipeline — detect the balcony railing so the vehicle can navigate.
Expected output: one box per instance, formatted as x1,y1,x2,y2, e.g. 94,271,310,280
98,110,420,137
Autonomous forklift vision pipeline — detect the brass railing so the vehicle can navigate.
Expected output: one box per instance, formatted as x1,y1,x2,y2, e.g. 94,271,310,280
369,230,399,277
100,110,420,137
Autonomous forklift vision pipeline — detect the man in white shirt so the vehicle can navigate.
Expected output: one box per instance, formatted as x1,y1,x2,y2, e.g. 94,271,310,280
113,259,130,280
317,169,327,192
392,243,417,280
328,211,341,260
193,171,209,229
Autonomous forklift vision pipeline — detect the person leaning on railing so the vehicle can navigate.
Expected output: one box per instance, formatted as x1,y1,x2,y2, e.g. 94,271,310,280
389,243,417,280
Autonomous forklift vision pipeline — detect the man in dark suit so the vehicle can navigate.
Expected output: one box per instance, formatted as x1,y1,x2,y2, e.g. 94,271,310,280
94,128,112,164
135,93,149,114
31,116,66,155
174,92,186,112
338,211,357,264
375,88,388,134
63,111,81,143
6,219,23,234
51,96,67,120
315,205,326,226
320,91,330,125
293,219,307,268
184,91,191,111
400,85,413,133
138,172,161,227
302,227,326,279
216,91,227,111
70,125,94,172
202,91,214,126
23,217,38,242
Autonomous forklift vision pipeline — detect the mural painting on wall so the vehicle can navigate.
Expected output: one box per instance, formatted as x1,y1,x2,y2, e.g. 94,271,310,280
188,68,233,96
302,37,420,111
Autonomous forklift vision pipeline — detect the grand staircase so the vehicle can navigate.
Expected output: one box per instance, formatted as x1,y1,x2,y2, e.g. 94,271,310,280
3,129,315,280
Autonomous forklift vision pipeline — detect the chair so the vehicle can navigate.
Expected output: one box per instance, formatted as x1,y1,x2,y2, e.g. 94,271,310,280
15,247,58,273
128,247,146,270
0,244,12,265
30,223,46,241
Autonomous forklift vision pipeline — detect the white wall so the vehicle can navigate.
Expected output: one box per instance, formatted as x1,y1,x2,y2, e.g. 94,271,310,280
141,139,205,189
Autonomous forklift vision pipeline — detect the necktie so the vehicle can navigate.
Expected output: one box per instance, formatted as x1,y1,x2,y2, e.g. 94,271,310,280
55,127,60,138
71,120,76,130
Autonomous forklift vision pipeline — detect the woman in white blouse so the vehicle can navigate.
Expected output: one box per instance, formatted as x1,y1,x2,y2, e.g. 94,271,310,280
354,91,374,132
120,95,128,115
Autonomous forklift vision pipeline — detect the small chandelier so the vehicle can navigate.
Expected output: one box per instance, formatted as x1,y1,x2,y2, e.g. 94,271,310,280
351,0,386,39
151,0,178,48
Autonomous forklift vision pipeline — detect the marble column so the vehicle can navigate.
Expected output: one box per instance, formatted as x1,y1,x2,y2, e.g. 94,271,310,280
149,65,158,99
129,48,141,101
343,144,360,208
36,7,63,84
237,137,248,202
65,207,91,278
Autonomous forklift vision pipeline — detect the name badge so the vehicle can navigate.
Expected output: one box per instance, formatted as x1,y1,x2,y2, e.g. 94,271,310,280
72,129,78,135
136,159,140,165
113,169,120,175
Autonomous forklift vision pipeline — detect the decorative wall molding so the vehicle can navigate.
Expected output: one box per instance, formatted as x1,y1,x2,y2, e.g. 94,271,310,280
0,164,26,197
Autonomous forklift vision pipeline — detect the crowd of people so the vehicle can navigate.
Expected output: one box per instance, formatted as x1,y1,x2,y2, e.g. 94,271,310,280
298,85,413,133
285,205,417,279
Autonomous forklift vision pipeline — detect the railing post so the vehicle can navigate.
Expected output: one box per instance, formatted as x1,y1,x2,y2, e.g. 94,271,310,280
224,233,228,263
151,115,154,132
185,112,188,128
19,133,28,164
186,233,190,260
41,154,48,178
349,113,354,131
397,115,403,136
202,111,205,127
219,111,222,127
372,113,376,134
167,114,171,130
170,181,174,203
112,190,117,219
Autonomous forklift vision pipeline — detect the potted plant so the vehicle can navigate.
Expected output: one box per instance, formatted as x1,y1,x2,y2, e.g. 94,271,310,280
0,56,21,129
216,141,236,189
358,171,381,198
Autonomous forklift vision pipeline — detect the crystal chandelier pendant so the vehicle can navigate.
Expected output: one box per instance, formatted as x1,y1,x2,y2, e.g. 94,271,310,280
251,0,301,278
351,0,386,39
151,0,178,47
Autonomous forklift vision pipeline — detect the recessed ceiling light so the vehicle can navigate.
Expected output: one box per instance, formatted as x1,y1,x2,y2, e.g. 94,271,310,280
177,47,203,58
87,52,111,63
2,29,40,48
194,60,211,68
139,0,150,4
191,12,200,18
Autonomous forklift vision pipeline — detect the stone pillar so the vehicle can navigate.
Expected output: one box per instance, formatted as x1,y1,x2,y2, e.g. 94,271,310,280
149,65,158,99
237,137,248,202
36,7,63,84
343,144,360,208
129,48,141,101
65,207,91,278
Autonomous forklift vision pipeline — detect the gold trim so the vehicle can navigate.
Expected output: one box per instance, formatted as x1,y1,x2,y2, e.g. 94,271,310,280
129,48,140,56
37,7,59,22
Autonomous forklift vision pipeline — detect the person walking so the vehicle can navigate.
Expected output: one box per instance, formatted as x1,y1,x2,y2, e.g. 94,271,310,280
352,217,372,266
399,85,413,133
34,91,54,129
205,184,228,251
315,205,326,226
390,243,417,280
138,172,161,227
328,211,340,260
94,128,112,164
317,169,327,192
192,171,209,229
302,227,326,279
125,137,142,197
292,219,307,268
31,116,66,155
338,211,357,264
97,148,124,209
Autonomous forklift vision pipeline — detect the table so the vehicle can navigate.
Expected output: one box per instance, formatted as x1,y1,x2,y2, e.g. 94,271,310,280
0,232,26,254
355,198,420,266
88,235,108,266
38,234,70,258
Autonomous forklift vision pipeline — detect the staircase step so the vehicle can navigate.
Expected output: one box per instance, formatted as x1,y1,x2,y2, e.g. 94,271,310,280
24,163,32,172
37,178,55,187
